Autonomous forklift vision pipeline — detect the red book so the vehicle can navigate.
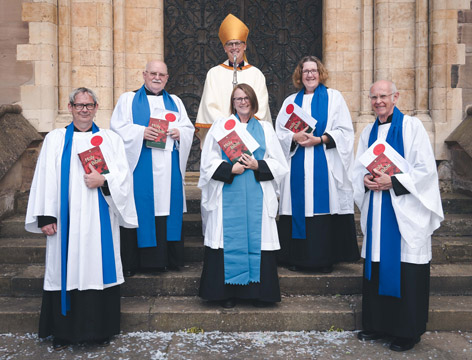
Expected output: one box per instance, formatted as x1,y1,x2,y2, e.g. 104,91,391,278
284,112,313,133
217,130,252,164
366,152,402,177
146,117,169,149
78,146,110,174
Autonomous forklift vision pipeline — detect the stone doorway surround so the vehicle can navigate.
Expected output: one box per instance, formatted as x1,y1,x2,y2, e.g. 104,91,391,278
13,0,471,160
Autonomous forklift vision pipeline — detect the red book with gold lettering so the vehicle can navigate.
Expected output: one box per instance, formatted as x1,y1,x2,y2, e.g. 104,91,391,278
359,140,410,178
217,130,252,164
366,152,402,177
281,103,317,134
78,146,110,174
146,117,169,149
284,112,314,133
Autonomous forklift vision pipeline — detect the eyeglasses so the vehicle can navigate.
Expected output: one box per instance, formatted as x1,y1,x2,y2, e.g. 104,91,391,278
302,69,318,75
72,103,96,110
225,41,245,48
233,96,249,103
369,93,394,101
145,71,168,78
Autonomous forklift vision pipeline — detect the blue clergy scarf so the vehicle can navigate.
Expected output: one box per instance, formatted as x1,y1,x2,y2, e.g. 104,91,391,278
365,106,404,298
290,84,330,239
222,116,265,285
60,122,116,316
131,85,183,247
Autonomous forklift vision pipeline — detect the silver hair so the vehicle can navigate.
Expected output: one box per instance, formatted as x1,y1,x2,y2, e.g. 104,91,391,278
369,81,398,100
69,87,98,105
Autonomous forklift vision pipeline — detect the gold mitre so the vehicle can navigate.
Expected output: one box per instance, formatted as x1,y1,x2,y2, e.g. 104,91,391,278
218,14,249,45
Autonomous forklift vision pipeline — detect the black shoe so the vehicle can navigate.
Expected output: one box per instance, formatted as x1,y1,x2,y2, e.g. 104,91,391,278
124,270,135,277
96,337,110,347
320,265,333,274
357,330,385,341
389,336,420,352
253,300,274,308
167,265,180,271
288,265,301,272
52,337,69,351
221,299,236,308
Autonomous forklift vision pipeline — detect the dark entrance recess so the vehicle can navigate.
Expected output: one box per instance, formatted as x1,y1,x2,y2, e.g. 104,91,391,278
164,1,322,170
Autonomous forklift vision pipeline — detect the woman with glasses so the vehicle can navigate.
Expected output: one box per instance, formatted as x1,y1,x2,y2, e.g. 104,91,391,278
198,84,288,308
275,56,360,274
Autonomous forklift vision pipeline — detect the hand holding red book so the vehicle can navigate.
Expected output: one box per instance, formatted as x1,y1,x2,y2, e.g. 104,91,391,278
217,119,252,164
84,163,106,188
146,114,174,149
280,103,317,134
366,144,402,177
78,145,110,175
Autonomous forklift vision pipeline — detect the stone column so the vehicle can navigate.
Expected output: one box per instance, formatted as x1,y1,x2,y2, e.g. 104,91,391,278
323,0,362,136
67,0,114,128
57,0,72,127
113,0,126,105
122,0,165,94
373,0,390,81
430,0,468,159
374,0,416,111
17,1,58,132
414,0,434,144
357,0,376,139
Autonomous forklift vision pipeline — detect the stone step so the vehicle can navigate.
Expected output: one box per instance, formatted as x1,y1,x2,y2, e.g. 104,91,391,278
440,192,472,214
182,189,472,215
0,214,207,238
0,294,471,333
7,213,470,240
0,236,203,264
2,262,471,298
4,190,472,238
181,213,472,238
11,187,472,217
0,235,471,265
15,196,472,218
182,185,472,215
433,213,472,237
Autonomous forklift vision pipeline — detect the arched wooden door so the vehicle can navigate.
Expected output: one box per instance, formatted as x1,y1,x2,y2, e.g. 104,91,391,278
164,0,322,170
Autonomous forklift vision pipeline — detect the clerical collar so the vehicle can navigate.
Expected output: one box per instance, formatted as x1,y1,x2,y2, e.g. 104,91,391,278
378,114,393,126
72,124,92,132
133,86,163,96
228,60,245,69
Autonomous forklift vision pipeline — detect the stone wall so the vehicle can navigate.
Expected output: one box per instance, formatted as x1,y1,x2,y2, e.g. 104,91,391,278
458,1,472,117
18,0,164,130
0,105,42,219
0,0,33,105
9,0,472,161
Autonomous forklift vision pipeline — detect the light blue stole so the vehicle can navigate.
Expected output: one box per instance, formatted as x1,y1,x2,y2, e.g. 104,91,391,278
222,116,265,285
131,85,183,247
60,123,116,316
365,106,404,298
290,84,330,239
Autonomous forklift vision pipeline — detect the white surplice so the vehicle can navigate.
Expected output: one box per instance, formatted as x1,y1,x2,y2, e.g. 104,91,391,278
110,91,194,216
198,119,288,251
353,115,444,264
276,89,355,216
25,128,138,291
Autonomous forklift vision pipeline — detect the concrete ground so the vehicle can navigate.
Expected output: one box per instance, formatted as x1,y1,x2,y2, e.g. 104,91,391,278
0,331,471,359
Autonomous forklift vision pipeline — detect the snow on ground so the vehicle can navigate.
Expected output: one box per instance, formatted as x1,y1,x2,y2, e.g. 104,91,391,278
0,330,471,360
